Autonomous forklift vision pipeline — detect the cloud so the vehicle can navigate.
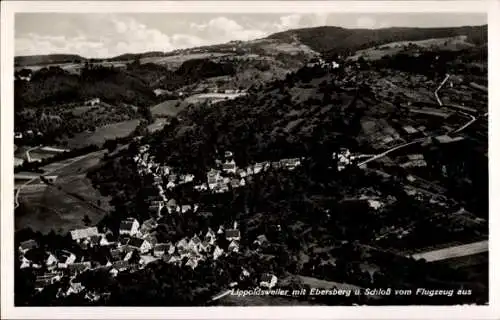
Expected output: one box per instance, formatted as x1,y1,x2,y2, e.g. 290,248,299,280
14,13,329,58
189,16,267,42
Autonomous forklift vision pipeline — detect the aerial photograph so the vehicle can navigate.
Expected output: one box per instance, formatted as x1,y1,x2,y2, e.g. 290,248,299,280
13,11,488,306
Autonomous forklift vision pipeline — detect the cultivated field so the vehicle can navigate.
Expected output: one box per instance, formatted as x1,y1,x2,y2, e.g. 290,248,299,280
64,119,140,148
141,53,232,69
16,150,111,235
349,36,475,61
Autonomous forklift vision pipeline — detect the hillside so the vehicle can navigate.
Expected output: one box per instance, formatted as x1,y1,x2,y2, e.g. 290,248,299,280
15,54,86,66
14,65,159,109
268,25,487,58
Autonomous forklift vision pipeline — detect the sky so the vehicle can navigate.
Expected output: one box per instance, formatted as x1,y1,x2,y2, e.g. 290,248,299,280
15,13,487,58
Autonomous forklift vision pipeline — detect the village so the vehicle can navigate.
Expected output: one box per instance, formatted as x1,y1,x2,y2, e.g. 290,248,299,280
16,145,304,301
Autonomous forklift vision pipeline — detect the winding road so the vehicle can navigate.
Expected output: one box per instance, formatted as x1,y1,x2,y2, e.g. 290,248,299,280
358,74,487,167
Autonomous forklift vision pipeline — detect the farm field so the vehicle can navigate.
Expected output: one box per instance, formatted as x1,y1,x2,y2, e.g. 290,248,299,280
349,36,475,61
63,119,140,148
151,99,188,117
141,53,232,69
147,118,169,133
16,150,110,234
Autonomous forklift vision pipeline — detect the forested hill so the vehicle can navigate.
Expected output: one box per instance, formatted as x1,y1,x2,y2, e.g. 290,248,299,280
14,65,159,109
15,54,86,66
267,25,487,57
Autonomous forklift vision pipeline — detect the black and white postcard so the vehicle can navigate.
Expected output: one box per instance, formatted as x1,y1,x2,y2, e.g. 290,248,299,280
1,1,498,319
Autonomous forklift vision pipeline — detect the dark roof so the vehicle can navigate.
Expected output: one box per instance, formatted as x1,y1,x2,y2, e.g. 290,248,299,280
154,243,171,252
68,262,91,273
118,236,130,245
225,229,240,238
90,235,101,245
128,237,145,248
112,260,129,270
120,221,135,231
110,249,122,261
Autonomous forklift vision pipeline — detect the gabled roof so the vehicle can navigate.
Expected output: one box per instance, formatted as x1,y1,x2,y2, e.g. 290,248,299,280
225,229,240,238
191,235,201,244
68,262,91,273
120,218,138,231
70,227,99,240
128,237,146,248
110,249,122,261
154,243,171,252
112,260,129,270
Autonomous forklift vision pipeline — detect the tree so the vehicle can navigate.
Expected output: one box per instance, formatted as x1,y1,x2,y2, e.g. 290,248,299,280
83,215,92,226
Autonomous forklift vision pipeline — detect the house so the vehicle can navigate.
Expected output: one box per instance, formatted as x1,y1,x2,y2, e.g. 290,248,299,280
207,170,220,190
66,282,85,296
88,235,103,248
154,243,175,257
14,132,23,139
56,250,77,268
165,255,181,265
45,253,58,268
222,159,237,174
140,218,157,234
199,241,211,252
110,260,129,275
225,229,241,242
185,257,198,270
70,227,99,243
128,237,152,254
194,183,208,191
253,234,269,246
68,262,91,276
143,232,159,246
85,97,101,106
166,199,179,213
35,273,62,290
240,268,250,280
18,239,38,254
188,235,202,251
217,225,224,235
20,256,31,269
118,235,131,247
237,169,247,178
110,249,123,262
204,228,216,245
181,205,193,214
260,274,278,289
119,218,140,236
149,202,164,217
230,178,241,189
167,181,176,189
228,240,239,253
224,151,234,158
213,246,224,260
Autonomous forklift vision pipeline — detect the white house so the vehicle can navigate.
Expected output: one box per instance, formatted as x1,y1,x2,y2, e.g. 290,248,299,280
228,240,239,253
70,227,99,243
119,218,140,236
56,250,77,269
213,246,224,260
260,274,278,289
222,160,237,174
45,253,58,268
204,228,216,245
128,237,152,254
